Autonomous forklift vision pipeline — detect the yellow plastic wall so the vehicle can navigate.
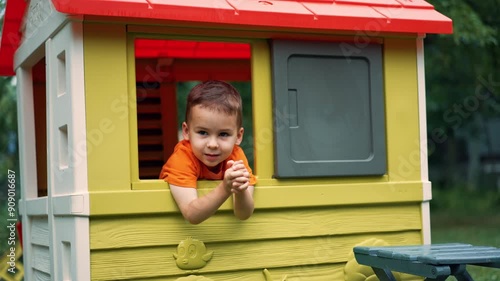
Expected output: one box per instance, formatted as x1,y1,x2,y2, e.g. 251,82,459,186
83,22,424,280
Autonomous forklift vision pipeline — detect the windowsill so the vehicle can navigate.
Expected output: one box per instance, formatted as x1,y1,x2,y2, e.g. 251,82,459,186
132,175,390,190
132,179,221,190
91,180,425,216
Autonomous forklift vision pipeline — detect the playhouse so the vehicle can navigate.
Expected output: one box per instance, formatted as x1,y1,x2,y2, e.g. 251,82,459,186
0,0,452,280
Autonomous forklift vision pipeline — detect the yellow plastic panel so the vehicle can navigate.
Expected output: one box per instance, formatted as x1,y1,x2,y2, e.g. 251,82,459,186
131,263,343,281
83,23,131,191
90,204,421,249
251,40,274,179
127,35,140,183
91,231,421,280
384,38,421,182
89,182,423,215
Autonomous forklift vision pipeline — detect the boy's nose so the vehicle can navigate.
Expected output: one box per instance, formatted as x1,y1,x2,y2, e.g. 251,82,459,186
207,138,219,149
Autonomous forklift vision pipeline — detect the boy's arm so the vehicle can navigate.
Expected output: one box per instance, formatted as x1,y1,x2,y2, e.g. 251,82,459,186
169,160,251,224
229,159,255,220
169,183,232,224
233,186,254,220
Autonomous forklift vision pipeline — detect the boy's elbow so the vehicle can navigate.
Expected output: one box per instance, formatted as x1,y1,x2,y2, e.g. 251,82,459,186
187,217,204,225
182,212,205,225
235,207,254,221
236,213,252,221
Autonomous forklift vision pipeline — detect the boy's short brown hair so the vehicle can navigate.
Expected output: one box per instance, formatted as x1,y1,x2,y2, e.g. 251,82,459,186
185,80,243,128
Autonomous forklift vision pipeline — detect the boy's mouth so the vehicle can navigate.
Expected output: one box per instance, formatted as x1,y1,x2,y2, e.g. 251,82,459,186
205,153,220,159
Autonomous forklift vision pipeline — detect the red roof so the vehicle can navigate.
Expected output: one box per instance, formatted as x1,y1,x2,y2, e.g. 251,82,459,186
0,0,452,76
52,0,453,34
0,0,26,76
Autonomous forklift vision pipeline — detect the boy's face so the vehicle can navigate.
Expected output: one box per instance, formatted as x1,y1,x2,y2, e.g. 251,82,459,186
182,105,243,168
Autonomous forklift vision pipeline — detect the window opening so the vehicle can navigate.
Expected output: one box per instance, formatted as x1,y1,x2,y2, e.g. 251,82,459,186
134,39,253,179
33,58,48,196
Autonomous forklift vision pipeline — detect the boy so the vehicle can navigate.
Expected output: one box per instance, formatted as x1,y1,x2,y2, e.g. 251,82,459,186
159,80,256,224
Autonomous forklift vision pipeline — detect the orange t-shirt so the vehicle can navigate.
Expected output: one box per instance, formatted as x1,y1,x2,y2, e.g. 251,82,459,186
159,140,257,188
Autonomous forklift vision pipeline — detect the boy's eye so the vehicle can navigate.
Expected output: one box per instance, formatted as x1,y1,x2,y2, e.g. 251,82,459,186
197,131,208,136
219,132,230,137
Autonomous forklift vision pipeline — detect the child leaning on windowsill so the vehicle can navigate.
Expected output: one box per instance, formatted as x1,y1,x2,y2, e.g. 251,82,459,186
159,80,256,224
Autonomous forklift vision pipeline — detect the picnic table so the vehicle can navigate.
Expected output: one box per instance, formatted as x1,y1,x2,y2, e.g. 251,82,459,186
353,243,500,281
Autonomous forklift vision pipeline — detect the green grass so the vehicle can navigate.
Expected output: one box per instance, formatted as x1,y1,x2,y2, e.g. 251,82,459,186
431,214,500,281
429,187,500,281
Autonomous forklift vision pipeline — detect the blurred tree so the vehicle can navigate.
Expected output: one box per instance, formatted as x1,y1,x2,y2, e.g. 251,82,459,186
0,76,18,180
0,0,20,254
425,0,500,189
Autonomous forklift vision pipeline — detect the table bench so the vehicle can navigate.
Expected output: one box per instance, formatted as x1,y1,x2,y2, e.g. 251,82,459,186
353,243,500,281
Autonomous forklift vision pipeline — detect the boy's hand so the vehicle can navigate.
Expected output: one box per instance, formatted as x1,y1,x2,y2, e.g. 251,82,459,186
224,160,250,194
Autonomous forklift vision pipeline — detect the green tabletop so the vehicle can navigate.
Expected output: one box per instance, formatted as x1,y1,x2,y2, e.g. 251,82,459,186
354,243,500,281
